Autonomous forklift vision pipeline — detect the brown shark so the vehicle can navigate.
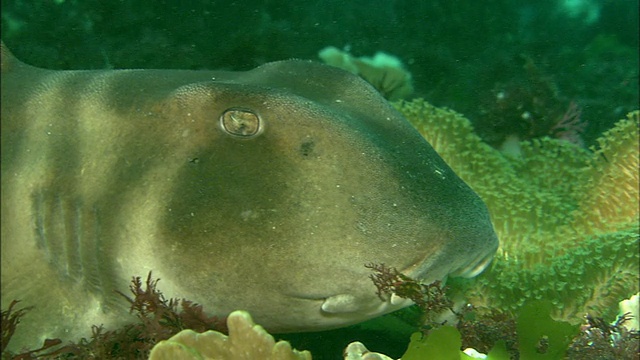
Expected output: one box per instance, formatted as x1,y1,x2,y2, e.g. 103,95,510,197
1,43,498,351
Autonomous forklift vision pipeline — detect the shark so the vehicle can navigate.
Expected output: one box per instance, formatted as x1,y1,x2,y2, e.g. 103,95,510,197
1,42,498,351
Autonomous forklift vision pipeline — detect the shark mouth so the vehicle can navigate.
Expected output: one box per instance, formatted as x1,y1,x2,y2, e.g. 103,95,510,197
399,245,497,285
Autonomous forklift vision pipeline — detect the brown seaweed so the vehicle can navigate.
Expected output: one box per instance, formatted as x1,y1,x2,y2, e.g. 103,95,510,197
2,272,225,359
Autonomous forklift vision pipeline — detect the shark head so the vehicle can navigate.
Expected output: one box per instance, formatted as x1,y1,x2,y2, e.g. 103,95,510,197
1,44,498,350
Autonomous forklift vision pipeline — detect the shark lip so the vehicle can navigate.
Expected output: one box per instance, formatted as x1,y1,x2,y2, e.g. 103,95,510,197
390,292,412,306
450,251,496,278
397,251,438,283
398,244,496,284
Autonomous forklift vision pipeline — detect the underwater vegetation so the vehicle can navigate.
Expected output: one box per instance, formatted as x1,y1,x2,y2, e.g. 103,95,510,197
564,311,640,359
3,267,639,359
399,301,639,360
1,273,226,359
395,99,639,326
1,301,32,354
476,56,589,149
365,264,639,359
365,263,451,320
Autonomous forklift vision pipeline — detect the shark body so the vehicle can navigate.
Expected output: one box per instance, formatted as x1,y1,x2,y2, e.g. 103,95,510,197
1,44,498,351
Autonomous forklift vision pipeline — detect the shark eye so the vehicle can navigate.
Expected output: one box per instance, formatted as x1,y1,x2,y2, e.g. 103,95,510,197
220,108,262,138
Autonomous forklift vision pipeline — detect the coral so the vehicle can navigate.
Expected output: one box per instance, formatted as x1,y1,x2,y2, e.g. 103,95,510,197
573,113,640,232
318,46,414,100
148,311,311,360
343,342,394,360
394,99,639,324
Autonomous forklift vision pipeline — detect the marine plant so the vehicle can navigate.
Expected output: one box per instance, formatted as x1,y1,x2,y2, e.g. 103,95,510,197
476,56,588,149
456,306,517,356
366,265,578,359
1,301,31,354
379,266,638,359
398,302,639,359
365,263,452,319
566,311,640,358
393,99,639,325
1,272,226,359
4,269,637,358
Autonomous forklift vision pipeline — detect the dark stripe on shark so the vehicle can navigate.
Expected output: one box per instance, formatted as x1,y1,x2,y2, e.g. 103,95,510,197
22,69,178,310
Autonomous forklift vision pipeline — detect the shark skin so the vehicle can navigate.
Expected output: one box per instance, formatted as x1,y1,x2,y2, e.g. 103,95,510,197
0,43,498,351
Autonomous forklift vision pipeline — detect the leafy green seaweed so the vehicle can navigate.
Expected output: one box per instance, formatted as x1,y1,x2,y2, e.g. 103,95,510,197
516,301,578,359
